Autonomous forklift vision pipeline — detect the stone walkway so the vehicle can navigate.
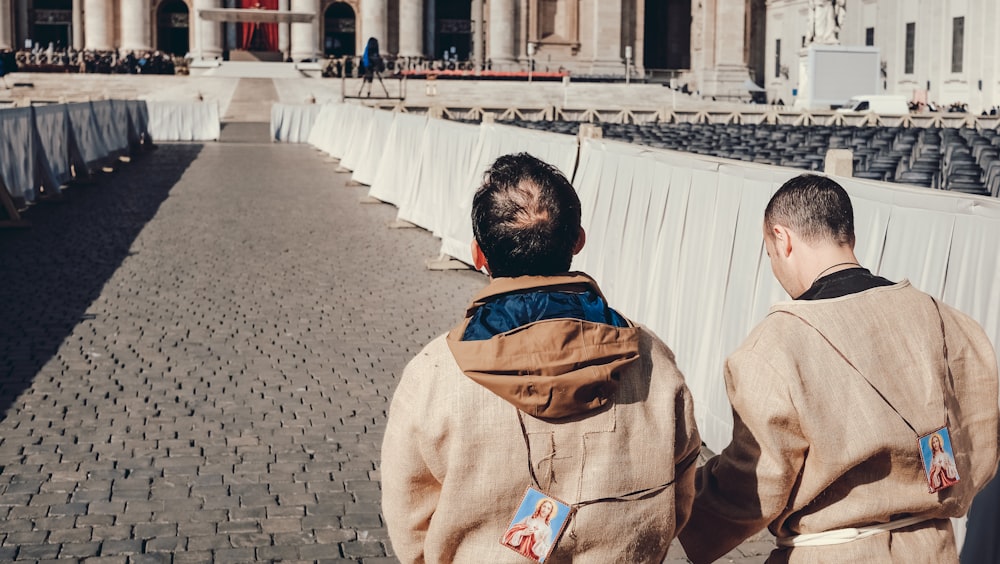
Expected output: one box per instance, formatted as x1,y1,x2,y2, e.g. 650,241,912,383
0,139,770,562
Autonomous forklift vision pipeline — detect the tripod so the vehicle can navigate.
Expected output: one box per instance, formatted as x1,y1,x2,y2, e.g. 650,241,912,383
358,67,389,98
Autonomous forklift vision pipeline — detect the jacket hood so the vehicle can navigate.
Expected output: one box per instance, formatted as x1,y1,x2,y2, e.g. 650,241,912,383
446,273,640,420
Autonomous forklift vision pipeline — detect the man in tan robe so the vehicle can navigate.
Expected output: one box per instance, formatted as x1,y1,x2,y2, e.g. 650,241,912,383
381,153,701,563
679,173,1000,563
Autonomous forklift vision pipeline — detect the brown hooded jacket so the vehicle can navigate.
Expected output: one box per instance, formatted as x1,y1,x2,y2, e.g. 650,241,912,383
382,273,701,563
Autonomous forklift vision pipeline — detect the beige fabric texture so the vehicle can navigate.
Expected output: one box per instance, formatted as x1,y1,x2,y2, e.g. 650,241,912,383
382,275,700,563
680,281,1000,564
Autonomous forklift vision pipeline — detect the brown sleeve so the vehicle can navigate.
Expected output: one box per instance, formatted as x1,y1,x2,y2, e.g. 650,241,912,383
940,305,1000,490
678,347,808,564
380,357,440,564
673,380,702,536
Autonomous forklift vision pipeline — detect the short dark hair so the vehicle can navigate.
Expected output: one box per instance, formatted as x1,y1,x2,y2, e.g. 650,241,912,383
764,174,855,247
472,153,581,277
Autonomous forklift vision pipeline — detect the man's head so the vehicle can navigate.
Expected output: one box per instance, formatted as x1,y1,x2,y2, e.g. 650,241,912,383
762,174,858,297
764,173,855,247
471,153,585,278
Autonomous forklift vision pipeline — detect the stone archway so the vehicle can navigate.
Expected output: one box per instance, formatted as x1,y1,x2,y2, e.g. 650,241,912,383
155,0,191,55
323,1,357,56
30,0,73,49
643,0,690,70
433,0,470,60
745,0,766,87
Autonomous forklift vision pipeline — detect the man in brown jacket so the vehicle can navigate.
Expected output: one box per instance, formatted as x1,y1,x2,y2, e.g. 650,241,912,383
679,174,1000,563
381,153,701,563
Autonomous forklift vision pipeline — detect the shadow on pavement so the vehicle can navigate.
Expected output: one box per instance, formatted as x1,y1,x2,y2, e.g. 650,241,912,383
0,144,203,422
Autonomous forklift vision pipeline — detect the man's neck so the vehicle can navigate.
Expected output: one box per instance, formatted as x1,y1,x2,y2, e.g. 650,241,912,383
798,248,860,295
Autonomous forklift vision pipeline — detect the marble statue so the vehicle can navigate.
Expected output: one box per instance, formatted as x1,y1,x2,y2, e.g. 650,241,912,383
808,0,846,45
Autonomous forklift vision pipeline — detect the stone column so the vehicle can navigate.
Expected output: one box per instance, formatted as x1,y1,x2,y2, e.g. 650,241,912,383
0,0,12,50
361,0,387,51
278,0,290,60
193,0,222,59
696,0,750,99
84,0,112,50
290,0,318,61
16,0,28,48
72,0,83,49
224,0,237,52
488,0,515,66
589,0,623,74
471,0,483,68
119,0,152,52
398,0,422,57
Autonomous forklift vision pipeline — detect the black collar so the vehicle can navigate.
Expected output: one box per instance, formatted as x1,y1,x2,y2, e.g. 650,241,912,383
797,267,895,300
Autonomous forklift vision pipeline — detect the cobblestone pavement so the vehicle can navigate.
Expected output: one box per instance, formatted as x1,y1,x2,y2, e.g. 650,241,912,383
0,139,771,563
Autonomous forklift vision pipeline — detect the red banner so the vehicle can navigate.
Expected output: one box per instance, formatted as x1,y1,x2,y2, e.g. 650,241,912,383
238,0,279,52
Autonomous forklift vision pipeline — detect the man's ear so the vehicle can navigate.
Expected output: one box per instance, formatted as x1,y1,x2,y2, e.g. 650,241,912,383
471,239,491,274
572,228,586,255
772,224,793,258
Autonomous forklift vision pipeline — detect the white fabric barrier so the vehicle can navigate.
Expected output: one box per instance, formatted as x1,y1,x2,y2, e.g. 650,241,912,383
0,107,41,202
306,103,343,156
436,122,580,265
573,137,1000,456
367,112,428,206
33,104,81,189
67,102,110,166
125,100,150,148
270,103,322,143
326,104,367,160
396,117,480,234
351,109,395,186
338,105,377,172
1,99,151,206
145,100,221,142
92,100,129,155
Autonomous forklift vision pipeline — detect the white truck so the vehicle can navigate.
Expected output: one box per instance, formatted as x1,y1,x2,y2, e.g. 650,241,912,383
836,95,909,115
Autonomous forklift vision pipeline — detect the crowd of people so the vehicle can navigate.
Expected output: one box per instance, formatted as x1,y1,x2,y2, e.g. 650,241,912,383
14,44,179,75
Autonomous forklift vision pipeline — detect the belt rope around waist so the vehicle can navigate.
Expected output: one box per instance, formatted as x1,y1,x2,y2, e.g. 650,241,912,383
776,515,933,548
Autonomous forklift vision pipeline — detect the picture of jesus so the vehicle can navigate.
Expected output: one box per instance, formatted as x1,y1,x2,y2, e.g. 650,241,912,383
503,497,556,561
926,432,960,492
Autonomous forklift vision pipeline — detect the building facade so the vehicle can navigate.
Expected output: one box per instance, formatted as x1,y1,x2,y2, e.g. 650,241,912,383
0,0,759,99
766,0,999,112
3,1,994,107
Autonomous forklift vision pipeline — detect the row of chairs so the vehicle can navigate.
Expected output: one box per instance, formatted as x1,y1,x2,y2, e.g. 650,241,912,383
498,119,1000,198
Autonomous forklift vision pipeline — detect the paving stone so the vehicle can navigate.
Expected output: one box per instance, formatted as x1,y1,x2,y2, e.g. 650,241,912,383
89,526,133,542
144,536,186,552
131,523,175,539
341,514,382,529
186,534,232,552
128,553,171,564
99,539,144,555
170,551,214,564
15,543,61,559
212,548,257,563
4,530,49,544
256,544,301,560
82,557,127,564
216,520,260,534
298,543,344,560
341,540,386,558
48,528,94,544
58,542,102,558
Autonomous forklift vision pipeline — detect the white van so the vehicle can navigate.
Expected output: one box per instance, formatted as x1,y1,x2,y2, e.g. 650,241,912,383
836,95,909,115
